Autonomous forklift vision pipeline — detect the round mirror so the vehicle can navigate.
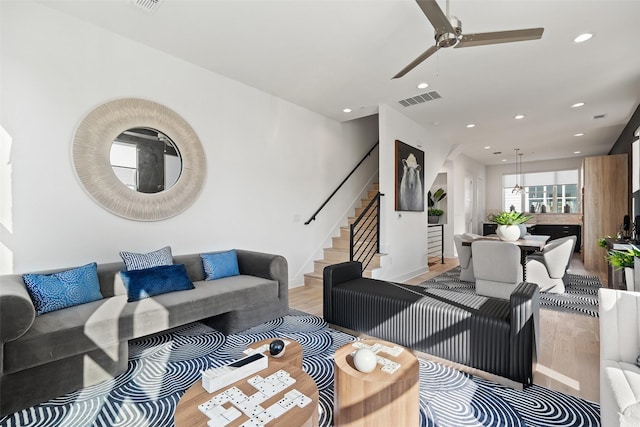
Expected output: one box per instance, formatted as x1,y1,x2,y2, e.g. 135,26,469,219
110,127,182,193
73,98,206,221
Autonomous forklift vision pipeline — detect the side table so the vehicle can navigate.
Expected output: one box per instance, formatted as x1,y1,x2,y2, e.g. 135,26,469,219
333,339,419,427
175,361,318,427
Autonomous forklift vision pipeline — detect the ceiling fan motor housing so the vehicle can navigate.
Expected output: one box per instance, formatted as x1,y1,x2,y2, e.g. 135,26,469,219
435,16,462,48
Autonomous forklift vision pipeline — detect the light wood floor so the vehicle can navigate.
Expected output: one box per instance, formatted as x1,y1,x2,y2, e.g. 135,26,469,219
289,254,600,403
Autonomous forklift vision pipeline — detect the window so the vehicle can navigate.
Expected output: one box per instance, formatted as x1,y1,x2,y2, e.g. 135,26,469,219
503,170,579,213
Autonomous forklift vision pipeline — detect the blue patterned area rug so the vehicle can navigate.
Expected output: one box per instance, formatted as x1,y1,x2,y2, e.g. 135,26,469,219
0,311,599,427
420,267,602,318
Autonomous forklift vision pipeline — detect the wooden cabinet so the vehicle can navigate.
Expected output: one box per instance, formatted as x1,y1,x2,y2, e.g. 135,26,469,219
583,154,628,283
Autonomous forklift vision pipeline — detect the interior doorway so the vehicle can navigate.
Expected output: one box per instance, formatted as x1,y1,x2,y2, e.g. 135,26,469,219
464,174,474,234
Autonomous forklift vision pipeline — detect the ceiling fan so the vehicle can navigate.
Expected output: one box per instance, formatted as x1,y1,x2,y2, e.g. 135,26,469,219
393,0,544,79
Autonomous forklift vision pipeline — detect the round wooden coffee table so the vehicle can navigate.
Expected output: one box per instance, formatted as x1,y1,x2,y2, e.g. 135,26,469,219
175,361,318,427
333,339,419,427
246,338,303,368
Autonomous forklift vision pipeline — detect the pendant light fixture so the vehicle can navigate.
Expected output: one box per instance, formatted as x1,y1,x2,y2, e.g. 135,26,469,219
512,148,523,194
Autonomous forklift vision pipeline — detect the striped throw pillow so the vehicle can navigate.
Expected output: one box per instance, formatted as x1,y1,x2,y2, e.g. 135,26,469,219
120,246,173,271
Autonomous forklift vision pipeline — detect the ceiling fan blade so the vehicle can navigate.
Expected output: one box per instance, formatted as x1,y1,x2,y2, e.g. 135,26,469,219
415,0,455,35
392,45,439,79
455,28,544,48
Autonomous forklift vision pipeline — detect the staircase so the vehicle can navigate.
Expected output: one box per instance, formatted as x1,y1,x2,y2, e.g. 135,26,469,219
303,183,384,287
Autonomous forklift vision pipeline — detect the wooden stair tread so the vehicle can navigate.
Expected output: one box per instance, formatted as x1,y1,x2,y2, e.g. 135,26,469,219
303,182,382,286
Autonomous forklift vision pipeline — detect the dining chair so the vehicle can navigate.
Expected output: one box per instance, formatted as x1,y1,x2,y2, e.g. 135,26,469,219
454,234,475,282
518,224,551,242
525,236,577,293
472,240,523,299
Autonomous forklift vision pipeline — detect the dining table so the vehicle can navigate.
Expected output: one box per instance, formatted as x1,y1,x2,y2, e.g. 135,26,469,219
461,234,550,280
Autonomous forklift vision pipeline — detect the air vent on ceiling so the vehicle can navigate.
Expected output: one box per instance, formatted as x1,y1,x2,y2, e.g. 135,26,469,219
398,91,441,107
593,114,607,120
131,0,164,13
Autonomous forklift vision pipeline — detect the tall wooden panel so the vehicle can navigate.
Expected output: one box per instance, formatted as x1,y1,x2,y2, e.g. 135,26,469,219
583,154,628,283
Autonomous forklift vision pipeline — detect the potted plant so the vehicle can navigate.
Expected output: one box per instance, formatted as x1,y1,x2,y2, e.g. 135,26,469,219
427,208,444,224
488,211,532,242
605,245,640,292
427,188,446,224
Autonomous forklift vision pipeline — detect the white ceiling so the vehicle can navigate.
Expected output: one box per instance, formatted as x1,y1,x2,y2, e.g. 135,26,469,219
39,0,640,165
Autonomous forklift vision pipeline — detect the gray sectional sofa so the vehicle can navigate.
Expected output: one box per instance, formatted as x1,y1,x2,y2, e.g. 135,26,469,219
324,261,540,386
0,249,288,416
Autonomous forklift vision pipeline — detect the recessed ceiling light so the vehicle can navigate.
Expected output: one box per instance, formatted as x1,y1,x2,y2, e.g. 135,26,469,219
466,124,475,128
574,33,593,43
417,82,429,89
342,108,352,113
501,159,507,162
432,121,439,126
574,151,581,154
571,102,585,108
514,114,525,120
484,146,491,149
574,133,584,137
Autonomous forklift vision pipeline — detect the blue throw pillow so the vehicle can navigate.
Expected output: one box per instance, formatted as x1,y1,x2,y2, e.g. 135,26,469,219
120,264,194,302
23,263,103,315
119,246,173,271
201,250,240,280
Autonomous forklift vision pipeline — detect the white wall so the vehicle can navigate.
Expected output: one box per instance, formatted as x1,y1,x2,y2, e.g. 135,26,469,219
0,1,379,286
378,104,451,281
446,154,486,257
485,157,584,214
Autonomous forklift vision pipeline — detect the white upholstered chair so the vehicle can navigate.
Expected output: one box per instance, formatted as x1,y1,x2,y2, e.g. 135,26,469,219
471,240,523,299
525,236,576,293
454,233,476,282
518,224,551,242
599,288,640,427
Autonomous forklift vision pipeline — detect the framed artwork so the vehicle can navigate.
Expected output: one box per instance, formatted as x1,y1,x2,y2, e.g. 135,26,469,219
395,140,425,211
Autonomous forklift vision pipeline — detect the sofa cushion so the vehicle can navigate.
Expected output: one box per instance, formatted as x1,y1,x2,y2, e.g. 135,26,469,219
120,264,194,302
602,360,640,421
119,246,173,271
22,263,103,315
621,401,640,427
2,275,279,374
201,250,240,280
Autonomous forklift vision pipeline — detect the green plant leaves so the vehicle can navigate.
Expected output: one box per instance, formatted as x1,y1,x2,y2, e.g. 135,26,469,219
488,211,532,225
605,246,640,269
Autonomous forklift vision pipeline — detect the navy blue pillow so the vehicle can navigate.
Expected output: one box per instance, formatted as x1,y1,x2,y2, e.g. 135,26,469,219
200,250,240,280
120,264,194,302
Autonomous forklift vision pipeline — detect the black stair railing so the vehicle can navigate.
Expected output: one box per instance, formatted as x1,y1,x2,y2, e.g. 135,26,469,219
350,192,383,272
304,141,378,225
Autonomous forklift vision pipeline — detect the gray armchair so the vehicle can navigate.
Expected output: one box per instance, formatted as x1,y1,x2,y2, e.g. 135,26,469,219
472,240,523,299
525,236,576,293
454,234,475,282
